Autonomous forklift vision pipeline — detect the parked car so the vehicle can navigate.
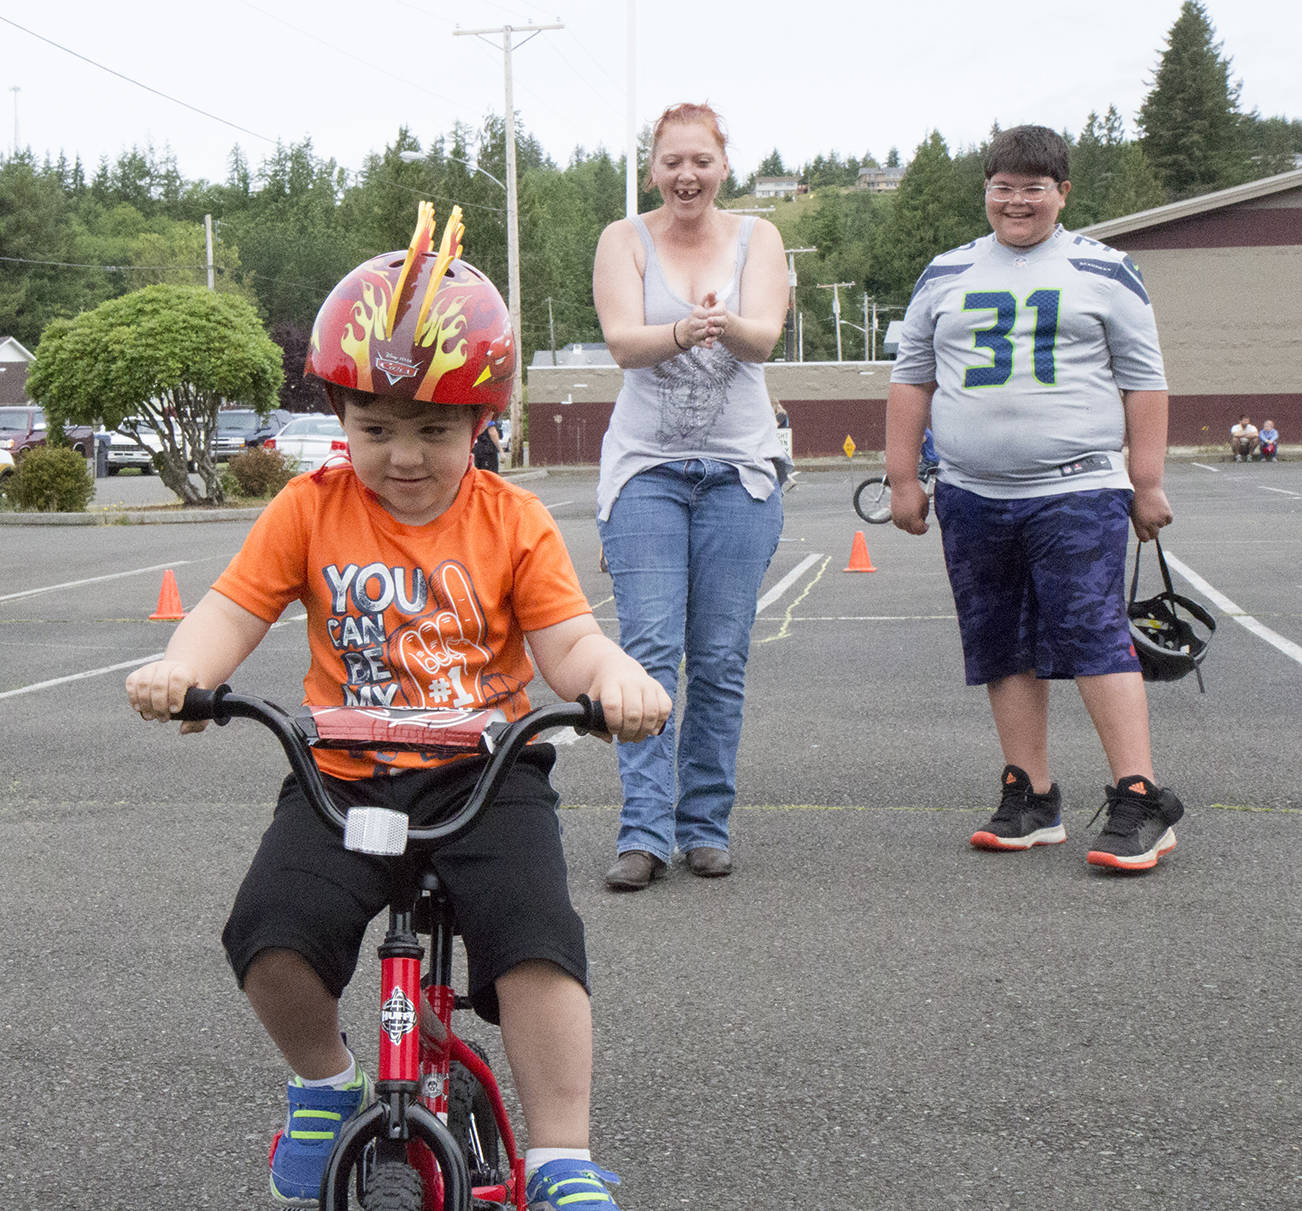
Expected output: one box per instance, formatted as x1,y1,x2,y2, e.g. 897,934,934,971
0,448,14,481
0,405,95,459
263,414,349,472
214,408,293,460
101,417,164,474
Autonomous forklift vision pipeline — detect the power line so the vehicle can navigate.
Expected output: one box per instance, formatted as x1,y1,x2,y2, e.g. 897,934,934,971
236,0,463,110
0,255,334,301
0,16,279,146
0,254,209,271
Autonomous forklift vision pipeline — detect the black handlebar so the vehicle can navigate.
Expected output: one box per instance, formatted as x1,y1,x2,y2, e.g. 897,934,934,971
176,686,607,847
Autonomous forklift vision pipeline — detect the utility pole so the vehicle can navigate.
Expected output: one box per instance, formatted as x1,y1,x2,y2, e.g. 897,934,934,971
204,214,215,290
817,281,853,362
547,297,557,365
9,86,18,155
454,22,563,468
625,0,637,218
783,247,815,362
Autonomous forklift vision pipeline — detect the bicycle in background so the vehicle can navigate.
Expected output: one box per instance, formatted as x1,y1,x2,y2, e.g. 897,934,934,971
853,456,939,525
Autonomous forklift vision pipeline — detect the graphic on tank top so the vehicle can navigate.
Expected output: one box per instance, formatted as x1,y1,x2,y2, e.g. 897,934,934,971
650,342,739,446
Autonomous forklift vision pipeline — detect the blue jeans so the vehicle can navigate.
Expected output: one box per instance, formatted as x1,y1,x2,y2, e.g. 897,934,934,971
597,460,782,860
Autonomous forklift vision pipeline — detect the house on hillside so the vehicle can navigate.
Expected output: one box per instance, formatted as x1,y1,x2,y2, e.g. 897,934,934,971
1081,167,1302,445
754,175,802,199
0,336,35,405
856,165,906,193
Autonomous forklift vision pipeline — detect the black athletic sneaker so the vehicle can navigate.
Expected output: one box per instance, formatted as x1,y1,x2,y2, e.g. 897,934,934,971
970,765,1066,851
1086,776,1184,871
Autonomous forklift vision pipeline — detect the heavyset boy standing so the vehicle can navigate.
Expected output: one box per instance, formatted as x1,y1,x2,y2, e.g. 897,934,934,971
886,125,1185,870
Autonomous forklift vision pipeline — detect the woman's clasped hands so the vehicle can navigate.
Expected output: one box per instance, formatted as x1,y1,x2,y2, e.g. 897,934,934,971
680,290,728,350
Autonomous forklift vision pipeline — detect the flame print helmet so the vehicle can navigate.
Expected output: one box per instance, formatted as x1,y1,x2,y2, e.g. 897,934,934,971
305,202,515,415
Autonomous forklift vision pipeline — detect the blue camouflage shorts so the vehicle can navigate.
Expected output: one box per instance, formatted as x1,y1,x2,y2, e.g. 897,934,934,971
934,482,1141,685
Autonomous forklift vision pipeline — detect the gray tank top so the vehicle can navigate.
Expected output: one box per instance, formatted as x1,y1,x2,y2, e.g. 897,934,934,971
596,213,790,520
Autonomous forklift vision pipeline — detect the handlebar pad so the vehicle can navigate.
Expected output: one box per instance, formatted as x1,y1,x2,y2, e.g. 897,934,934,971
299,704,507,753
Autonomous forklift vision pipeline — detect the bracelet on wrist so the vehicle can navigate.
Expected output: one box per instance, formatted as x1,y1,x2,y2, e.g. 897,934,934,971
672,319,689,351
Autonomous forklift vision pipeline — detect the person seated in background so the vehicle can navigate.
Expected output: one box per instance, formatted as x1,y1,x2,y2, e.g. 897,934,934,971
1258,418,1279,462
1229,415,1259,461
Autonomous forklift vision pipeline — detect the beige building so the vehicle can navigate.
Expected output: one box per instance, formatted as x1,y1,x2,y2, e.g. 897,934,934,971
1082,167,1302,448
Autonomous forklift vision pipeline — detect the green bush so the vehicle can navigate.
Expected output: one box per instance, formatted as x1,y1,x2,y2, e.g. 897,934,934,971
225,445,296,499
9,446,94,512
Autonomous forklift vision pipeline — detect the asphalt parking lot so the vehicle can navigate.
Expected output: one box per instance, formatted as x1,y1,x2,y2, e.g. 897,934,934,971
1,459,1299,1209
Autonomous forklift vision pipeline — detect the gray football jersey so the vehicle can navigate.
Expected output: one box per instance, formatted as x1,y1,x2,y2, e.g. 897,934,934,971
891,226,1167,498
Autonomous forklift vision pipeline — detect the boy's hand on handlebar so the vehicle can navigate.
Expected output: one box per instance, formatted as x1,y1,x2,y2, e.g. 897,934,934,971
586,661,672,744
126,660,208,733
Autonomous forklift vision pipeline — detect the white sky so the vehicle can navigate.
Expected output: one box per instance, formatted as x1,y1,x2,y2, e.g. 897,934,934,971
2,1,1300,186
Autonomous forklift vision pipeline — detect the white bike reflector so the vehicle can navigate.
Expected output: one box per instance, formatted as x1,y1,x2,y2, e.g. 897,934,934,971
344,806,409,856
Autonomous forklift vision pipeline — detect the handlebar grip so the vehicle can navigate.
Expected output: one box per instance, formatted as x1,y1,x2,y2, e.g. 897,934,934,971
574,694,607,736
173,684,230,724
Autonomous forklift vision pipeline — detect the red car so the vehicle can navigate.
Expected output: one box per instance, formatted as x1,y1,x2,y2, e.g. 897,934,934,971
0,405,95,459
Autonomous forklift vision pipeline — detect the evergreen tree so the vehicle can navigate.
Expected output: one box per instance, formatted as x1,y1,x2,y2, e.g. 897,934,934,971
866,132,986,301
1069,107,1165,226
1137,1,1253,199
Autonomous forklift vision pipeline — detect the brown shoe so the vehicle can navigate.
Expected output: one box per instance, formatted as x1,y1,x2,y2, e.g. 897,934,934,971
604,850,666,891
685,847,732,877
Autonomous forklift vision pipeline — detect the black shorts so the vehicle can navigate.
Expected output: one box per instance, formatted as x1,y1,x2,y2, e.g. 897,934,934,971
221,745,587,1023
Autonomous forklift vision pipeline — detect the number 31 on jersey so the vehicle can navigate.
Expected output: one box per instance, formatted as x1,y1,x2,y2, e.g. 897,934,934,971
963,289,1061,388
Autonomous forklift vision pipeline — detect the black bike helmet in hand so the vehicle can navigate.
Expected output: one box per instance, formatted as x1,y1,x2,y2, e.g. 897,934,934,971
1127,536,1216,692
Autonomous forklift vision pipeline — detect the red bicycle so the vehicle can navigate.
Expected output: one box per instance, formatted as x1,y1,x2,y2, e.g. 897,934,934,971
176,685,608,1211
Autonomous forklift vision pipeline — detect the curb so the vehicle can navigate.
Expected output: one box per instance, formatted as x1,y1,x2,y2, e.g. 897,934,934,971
0,506,268,526
0,468,551,526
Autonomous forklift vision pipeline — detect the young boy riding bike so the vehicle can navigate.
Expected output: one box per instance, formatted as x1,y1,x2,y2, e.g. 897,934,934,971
126,203,671,1209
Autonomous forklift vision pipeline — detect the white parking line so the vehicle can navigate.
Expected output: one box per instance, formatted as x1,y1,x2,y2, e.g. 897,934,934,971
757,553,823,614
1259,486,1300,498
556,554,828,741
0,612,307,702
0,561,192,604
1164,550,1302,666
1191,463,1220,473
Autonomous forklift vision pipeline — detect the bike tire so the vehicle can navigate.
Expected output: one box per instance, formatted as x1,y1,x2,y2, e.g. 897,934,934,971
361,1158,425,1211
853,475,893,524
448,1042,502,1189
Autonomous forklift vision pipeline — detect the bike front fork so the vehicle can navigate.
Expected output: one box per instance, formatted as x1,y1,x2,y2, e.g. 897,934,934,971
319,915,471,1210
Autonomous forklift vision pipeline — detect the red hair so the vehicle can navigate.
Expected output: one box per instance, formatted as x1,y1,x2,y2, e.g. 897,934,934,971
646,102,728,188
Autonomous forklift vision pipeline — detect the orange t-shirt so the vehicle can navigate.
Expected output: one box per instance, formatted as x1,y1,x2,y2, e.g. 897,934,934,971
212,466,591,779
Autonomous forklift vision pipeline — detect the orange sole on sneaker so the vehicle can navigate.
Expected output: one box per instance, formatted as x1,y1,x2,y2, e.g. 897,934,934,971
1086,829,1177,870
970,825,1066,850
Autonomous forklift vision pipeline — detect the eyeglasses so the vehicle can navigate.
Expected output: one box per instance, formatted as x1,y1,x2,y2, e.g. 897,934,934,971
985,183,1057,202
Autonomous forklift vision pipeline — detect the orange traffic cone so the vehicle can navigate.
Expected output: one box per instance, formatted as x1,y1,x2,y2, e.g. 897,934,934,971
844,530,877,573
149,569,186,620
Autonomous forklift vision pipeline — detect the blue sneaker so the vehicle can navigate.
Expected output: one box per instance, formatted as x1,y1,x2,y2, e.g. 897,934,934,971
525,1158,622,1209
268,1070,372,1206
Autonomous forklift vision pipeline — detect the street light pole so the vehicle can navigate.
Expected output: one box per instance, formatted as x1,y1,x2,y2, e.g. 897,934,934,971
783,247,815,362
817,282,853,362
454,22,563,468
